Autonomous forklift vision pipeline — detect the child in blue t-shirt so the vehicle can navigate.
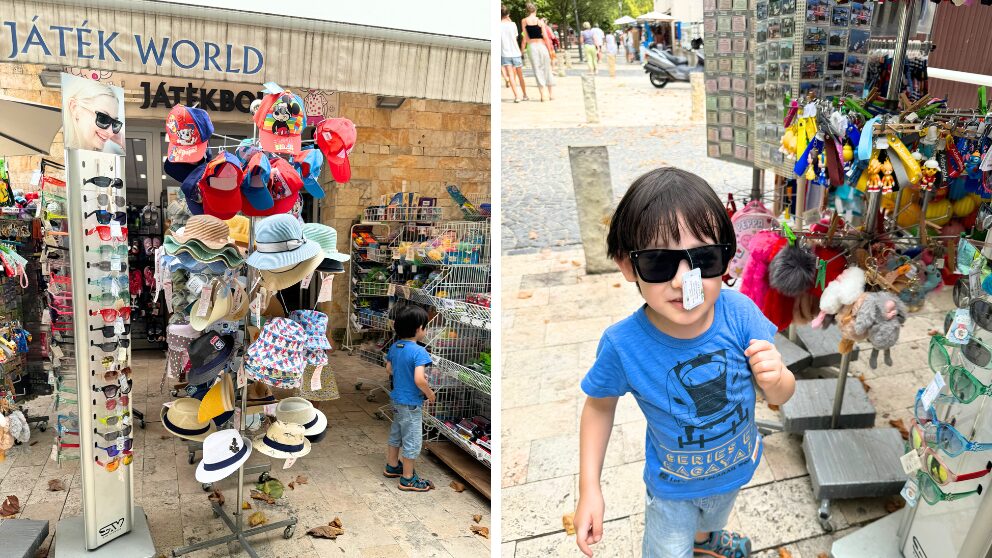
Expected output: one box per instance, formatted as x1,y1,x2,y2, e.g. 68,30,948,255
383,304,436,492
575,168,796,558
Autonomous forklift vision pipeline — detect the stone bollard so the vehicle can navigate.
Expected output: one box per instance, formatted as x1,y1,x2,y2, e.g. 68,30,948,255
557,54,567,78
608,54,616,77
581,75,599,124
690,72,705,121
568,145,615,274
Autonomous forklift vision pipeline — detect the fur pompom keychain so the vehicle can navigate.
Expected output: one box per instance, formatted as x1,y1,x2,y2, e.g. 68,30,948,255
768,242,818,297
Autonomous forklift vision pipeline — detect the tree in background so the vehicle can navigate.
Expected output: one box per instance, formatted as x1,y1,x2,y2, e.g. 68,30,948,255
621,0,654,19
503,0,616,50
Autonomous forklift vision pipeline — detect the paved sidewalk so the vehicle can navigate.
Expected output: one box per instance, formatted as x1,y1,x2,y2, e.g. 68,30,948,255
501,248,950,558
2,351,490,557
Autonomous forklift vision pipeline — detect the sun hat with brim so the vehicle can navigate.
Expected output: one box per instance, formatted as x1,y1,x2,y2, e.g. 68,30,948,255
198,370,234,423
301,223,350,262
275,397,328,439
172,214,236,250
226,215,250,248
246,214,321,271
162,252,231,275
190,280,233,332
187,331,235,385
288,310,332,351
244,356,304,389
253,420,311,459
162,399,217,441
226,280,250,322
244,317,306,372
259,251,323,292
164,236,245,267
243,381,279,414
196,429,252,483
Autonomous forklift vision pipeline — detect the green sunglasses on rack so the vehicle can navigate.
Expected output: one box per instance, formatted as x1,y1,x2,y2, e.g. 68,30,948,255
88,292,130,306
916,470,984,505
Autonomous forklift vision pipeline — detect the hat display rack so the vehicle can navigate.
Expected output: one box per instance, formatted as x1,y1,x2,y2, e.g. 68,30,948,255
158,85,353,556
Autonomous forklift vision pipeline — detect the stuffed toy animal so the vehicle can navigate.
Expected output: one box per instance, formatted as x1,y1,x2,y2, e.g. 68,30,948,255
854,292,908,368
740,230,787,309
812,266,866,329
768,243,818,297
6,410,28,444
836,292,869,353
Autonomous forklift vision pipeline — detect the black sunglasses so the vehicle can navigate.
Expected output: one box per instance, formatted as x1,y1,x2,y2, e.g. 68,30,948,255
84,210,127,225
954,278,971,309
92,111,123,134
84,177,124,189
971,299,992,332
90,339,131,352
92,380,132,398
628,244,733,284
89,324,131,338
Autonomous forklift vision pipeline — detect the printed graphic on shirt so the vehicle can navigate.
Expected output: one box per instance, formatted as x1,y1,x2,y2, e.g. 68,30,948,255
656,349,757,481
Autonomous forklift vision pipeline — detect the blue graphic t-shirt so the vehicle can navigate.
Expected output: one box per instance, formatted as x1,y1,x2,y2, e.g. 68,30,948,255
581,289,778,500
386,340,433,406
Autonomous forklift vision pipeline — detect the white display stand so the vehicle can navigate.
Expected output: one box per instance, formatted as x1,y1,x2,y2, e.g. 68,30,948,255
52,506,155,558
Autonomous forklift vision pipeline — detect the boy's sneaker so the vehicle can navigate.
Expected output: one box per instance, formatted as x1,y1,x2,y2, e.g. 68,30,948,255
398,473,434,492
693,530,751,558
383,463,403,478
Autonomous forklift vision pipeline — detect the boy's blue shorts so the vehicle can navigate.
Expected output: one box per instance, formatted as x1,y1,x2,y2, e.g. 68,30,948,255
642,488,739,558
388,404,423,459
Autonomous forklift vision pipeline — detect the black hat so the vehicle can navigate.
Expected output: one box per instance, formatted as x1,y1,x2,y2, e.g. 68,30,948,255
187,333,234,385
317,258,345,274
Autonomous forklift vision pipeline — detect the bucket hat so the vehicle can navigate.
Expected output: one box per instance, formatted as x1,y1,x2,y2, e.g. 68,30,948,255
244,317,306,373
258,251,323,292
172,215,235,251
199,152,244,220
246,214,321,270
319,259,346,274
166,104,214,163
315,118,356,183
301,223,350,266
226,215,250,248
195,428,252,483
288,309,332,355
164,236,244,268
254,92,307,155
189,280,233,332
252,420,311,459
162,251,231,275
293,148,325,199
187,331,235,385
198,371,234,423
161,399,217,441
241,152,274,213
244,381,279,414
301,362,341,402
275,397,327,441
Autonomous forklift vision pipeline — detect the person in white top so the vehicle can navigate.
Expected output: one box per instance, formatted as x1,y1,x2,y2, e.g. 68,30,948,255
500,5,528,103
591,26,605,62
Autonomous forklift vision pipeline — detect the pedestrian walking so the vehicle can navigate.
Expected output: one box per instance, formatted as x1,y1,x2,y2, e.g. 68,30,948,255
581,22,598,75
500,5,528,102
592,25,605,62
520,3,555,102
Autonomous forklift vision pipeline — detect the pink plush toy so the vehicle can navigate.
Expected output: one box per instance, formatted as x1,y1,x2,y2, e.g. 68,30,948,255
739,230,786,309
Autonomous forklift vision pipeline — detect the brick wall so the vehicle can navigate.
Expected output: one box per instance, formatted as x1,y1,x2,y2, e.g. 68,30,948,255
0,63,492,332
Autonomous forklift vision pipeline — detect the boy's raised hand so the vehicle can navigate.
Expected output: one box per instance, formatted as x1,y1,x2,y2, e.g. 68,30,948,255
745,339,785,390
574,490,605,557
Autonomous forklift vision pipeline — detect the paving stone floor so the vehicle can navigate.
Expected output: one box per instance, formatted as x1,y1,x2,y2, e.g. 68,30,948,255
1,350,490,557
501,248,952,558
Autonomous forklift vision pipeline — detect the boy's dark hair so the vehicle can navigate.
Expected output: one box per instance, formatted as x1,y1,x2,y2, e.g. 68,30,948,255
501,5,509,18
606,167,736,260
393,304,429,338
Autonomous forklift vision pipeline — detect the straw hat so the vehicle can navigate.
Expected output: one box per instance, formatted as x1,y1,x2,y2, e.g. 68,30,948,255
258,251,323,292
226,215,251,248
198,371,234,423
161,399,218,441
226,280,250,322
252,420,311,459
189,280,233,332
244,381,279,414
172,214,235,250
195,429,252,483
275,397,328,443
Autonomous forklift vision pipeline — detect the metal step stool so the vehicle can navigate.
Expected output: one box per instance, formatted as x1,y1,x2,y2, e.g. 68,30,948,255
781,378,876,433
0,519,50,558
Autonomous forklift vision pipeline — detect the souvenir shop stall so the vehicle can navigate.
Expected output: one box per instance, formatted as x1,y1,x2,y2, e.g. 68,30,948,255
703,1,992,556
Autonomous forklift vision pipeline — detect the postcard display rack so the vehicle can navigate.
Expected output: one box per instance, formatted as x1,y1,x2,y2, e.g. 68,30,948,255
51,149,155,557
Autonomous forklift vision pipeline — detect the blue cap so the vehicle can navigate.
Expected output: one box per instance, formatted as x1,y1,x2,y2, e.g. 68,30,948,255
165,147,212,183
235,139,261,165
294,148,325,199
240,152,273,212
180,160,209,215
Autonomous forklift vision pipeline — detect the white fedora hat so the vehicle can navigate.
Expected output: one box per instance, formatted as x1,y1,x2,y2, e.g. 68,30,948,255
195,429,253,483
252,420,311,459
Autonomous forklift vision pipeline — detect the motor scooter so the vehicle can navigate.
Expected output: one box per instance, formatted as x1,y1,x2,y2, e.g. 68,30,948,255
643,44,704,88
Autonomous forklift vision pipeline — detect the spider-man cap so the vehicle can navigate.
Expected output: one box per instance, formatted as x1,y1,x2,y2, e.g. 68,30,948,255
253,92,306,155
166,105,214,163
315,118,356,183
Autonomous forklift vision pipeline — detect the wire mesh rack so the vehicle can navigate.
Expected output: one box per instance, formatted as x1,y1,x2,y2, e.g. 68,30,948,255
362,206,443,223
390,266,492,329
390,221,491,267
352,310,393,331
422,376,491,467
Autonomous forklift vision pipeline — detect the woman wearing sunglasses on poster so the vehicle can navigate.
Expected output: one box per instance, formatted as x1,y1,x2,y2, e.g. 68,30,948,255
63,77,125,155
574,168,796,558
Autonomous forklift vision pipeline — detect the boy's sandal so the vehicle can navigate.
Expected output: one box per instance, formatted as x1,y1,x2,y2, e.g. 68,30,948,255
398,473,434,492
383,463,403,478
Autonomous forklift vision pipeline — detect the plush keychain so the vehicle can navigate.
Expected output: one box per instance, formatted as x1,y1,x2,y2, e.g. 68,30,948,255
768,241,818,297
812,266,866,329
836,292,870,354
854,292,908,368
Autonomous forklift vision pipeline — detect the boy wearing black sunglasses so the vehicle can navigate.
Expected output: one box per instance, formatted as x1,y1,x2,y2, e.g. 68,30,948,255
574,168,796,558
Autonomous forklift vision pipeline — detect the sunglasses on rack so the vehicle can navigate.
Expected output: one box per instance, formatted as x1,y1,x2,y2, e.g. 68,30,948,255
914,442,991,487
55,422,78,437
88,293,130,306
95,411,130,427
54,392,77,407
90,324,131,338
916,470,984,505
88,275,129,292
95,245,128,260
94,193,126,209
56,414,79,430
628,244,733,284
84,210,127,225
910,417,992,458
930,333,992,371
90,339,131,353
954,278,971,309
94,425,132,442
95,439,133,457
87,260,125,273
95,454,133,472
102,395,129,411
84,176,124,189
85,225,128,241
56,437,79,449
103,367,132,383
93,380,132,398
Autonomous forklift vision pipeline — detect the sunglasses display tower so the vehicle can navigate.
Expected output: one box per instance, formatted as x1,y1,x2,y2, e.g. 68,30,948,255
52,146,155,555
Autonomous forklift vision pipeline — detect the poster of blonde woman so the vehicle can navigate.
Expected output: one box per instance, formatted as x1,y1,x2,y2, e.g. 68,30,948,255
60,73,126,155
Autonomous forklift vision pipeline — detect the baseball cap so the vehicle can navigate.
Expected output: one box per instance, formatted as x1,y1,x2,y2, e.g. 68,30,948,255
164,147,211,183
199,152,245,220
293,147,325,199
241,152,273,213
166,105,214,163
180,160,210,216
242,157,302,217
315,118,356,183
253,92,306,155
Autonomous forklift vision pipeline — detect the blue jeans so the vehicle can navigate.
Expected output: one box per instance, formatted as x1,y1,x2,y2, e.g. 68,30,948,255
388,404,423,460
642,489,740,558
501,56,523,68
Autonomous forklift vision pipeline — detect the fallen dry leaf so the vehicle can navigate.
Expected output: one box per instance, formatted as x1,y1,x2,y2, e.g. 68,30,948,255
858,374,871,393
160,435,171,440
612,283,621,288
295,475,308,485
208,490,225,507
571,260,581,267
767,403,780,411
778,548,793,558
329,517,343,529
242,501,252,510
47,479,65,492
473,514,483,524
1,495,20,517
528,231,538,240
885,497,907,513
248,511,267,527
889,419,909,440
517,291,533,299
470,525,490,539
308,525,345,539
562,513,575,535
288,482,295,490
250,490,275,505
450,481,466,493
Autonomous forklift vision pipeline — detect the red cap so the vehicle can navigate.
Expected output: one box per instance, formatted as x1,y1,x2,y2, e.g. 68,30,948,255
315,118,356,183
198,152,244,220
253,92,306,155
166,105,213,163
242,156,302,217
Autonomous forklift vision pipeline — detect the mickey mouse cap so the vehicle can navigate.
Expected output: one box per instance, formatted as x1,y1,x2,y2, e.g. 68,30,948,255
166,105,214,163
253,92,307,155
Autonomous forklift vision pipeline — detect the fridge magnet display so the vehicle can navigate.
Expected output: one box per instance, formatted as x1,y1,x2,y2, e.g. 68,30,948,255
768,63,781,82
732,77,747,92
769,19,781,39
832,6,850,26
805,27,827,51
849,29,870,54
844,82,865,97
733,0,747,10
828,52,846,72
718,0,731,8
757,2,768,19
718,15,732,33
780,63,792,81
824,79,843,96
733,38,748,53
801,56,824,80
851,2,873,27
757,21,768,42
721,127,734,141
718,76,732,90
707,128,719,142
757,44,768,64
800,81,821,98
781,41,794,60
756,67,768,85
770,0,781,16
732,15,747,32
829,29,848,49
845,55,867,78
782,19,795,38
807,0,828,23
783,0,795,11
